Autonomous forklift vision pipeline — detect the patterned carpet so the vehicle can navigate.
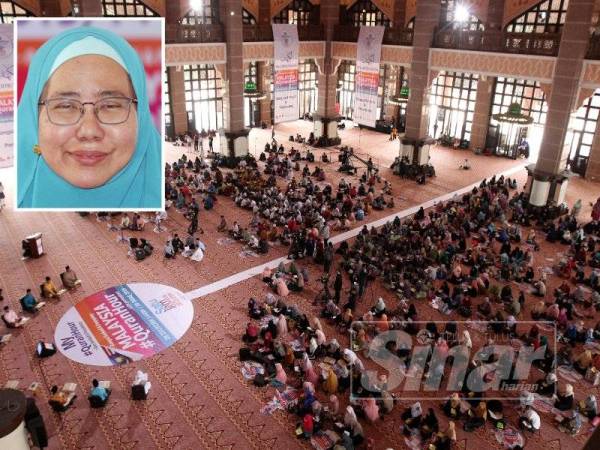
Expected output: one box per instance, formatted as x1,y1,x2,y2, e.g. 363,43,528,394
0,123,598,449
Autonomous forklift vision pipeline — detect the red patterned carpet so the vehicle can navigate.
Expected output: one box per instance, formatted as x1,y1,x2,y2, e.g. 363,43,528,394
0,122,599,450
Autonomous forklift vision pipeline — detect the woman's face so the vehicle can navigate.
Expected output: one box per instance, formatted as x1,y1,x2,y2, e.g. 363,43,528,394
38,55,138,189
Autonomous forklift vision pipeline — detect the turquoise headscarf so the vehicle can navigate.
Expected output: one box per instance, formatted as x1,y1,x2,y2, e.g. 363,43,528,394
17,26,161,209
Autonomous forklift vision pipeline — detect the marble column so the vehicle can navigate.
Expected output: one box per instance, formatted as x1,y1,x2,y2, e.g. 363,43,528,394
313,0,340,143
401,0,440,164
527,0,595,206
220,0,249,162
470,76,494,151
168,67,188,136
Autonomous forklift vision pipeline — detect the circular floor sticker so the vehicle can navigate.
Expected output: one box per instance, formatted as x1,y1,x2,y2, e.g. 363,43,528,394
54,283,193,366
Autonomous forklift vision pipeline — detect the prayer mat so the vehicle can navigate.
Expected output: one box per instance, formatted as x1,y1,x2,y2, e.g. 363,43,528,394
241,361,264,380
494,426,524,449
557,366,583,383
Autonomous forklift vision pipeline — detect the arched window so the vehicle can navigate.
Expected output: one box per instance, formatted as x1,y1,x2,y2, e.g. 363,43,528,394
242,8,257,25
428,71,479,143
0,1,33,22
299,59,318,118
244,62,259,128
337,60,355,119
347,0,390,27
487,77,548,160
505,0,568,33
182,0,219,25
565,91,600,175
102,0,158,16
439,0,483,31
406,17,415,29
183,64,223,132
273,0,315,26
164,69,174,139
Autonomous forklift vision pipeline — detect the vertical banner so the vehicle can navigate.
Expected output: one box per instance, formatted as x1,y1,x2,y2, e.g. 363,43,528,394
354,26,385,127
0,24,13,168
272,24,299,124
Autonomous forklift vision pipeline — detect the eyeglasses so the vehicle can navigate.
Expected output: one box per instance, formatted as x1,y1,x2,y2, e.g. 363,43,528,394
38,97,138,126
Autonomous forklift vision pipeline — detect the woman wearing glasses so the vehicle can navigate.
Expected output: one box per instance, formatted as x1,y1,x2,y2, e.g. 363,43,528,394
17,25,161,208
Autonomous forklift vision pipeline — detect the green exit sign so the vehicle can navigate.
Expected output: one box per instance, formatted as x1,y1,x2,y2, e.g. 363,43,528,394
245,82,257,91
400,86,409,97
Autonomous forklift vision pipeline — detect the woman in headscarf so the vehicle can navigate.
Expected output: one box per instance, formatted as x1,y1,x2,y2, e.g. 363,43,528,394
536,372,557,396
315,328,327,347
372,297,386,317
574,349,593,374
362,397,379,422
531,300,546,320
323,368,338,394
301,352,313,372
464,401,487,431
329,394,340,416
420,408,439,440
443,393,462,419
344,405,358,429
377,313,390,333
274,363,287,385
461,330,472,350
581,394,598,419
276,277,289,297
17,26,161,208
276,314,288,338
554,383,575,411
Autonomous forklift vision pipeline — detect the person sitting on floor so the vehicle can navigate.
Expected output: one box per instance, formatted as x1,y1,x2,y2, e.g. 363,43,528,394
519,406,541,432
557,410,582,435
62,266,81,289
132,370,151,395
48,385,75,412
42,276,60,298
90,379,110,404
2,306,26,328
554,383,575,411
164,240,175,259
20,289,41,313
217,215,227,232
242,322,259,343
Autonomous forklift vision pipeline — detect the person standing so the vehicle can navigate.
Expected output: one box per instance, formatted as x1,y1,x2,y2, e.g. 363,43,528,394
334,271,343,304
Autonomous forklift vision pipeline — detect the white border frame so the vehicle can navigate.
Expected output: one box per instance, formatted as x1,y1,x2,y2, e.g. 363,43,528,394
13,16,166,212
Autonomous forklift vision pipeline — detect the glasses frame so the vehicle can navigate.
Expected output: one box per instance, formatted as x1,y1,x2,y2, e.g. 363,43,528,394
38,96,138,126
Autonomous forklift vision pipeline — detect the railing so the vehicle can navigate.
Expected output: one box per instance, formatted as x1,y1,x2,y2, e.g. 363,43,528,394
433,28,561,56
586,33,600,59
242,24,324,42
333,25,413,46
166,23,225,44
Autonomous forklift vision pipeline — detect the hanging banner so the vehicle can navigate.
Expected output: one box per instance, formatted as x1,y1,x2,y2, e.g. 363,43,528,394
272,23,299,124
55,283,194,366
0,24,13,168
354,25,385,128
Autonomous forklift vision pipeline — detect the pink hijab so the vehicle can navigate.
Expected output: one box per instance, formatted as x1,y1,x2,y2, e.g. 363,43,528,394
276,278,289,297
364,398,379,422
275,363,287,384
305,366,319,386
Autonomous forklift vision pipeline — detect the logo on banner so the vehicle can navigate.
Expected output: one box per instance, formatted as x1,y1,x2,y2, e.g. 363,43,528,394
55,283,194,366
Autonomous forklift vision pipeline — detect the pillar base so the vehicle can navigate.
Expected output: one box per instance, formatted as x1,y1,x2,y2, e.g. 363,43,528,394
219,129,250,167
313,115,341,146
525,164,570,207
400,137,434,165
